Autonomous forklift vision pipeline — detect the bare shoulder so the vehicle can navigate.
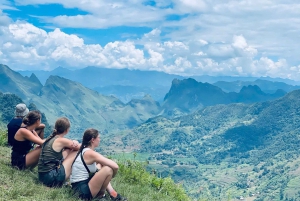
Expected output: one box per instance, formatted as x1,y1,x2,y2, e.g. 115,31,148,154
18,128,32,137
84,149,99,157
56,137,72,143
55,137,80,150
55,137,73,147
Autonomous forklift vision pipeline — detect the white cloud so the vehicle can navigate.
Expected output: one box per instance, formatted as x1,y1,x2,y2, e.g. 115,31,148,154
0,22,147,70
148,49,164,67
1,22,300,80
0,9,11,25
15,0,171,28
174,0,208,12
1,1,300,80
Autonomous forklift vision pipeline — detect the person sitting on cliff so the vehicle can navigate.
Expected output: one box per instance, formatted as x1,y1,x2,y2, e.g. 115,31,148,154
38,117,80,187
11,110,45,170
70,128,127,201
7,103,45,147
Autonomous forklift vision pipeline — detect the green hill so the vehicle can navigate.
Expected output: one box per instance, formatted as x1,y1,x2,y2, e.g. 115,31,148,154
0,144,191,201
0,65,162,136
116,89,300,200
0,91,191,201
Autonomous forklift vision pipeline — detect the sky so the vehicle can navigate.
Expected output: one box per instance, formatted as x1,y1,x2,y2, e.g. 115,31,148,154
0,0,300,80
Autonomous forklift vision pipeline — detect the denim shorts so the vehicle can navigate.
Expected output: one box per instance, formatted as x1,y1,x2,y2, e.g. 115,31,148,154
38,164,66,187
72,179,93,200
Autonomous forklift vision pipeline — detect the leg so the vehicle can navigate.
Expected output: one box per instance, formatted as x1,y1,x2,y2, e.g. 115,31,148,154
62,148,71,159
25,146,42,169
61,149,78,180
96,164,115,194
35,123,45,139
96,163,120,199
88,166,113,198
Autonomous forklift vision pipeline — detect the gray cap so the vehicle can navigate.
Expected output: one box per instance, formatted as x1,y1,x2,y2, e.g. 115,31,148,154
15,103,29,117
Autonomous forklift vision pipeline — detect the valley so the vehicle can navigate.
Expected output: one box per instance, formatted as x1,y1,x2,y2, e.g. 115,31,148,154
1,64,300,200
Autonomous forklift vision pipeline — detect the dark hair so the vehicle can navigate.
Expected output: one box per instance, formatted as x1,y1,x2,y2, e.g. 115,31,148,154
80,128,99,150
72,128,99,166
22,111,41,126
44,117,70,144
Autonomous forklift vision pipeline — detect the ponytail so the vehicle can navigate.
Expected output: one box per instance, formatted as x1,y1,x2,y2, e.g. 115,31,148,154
43,128,58,145
72,128,99,167
43,117,70,145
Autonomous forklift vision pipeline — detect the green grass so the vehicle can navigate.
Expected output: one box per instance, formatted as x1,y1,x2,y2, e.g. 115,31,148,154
0,141,192,201
0,129,7,147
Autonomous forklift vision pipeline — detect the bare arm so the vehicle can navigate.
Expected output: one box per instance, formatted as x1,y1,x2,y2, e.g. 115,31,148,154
85,150,119,178
19,128,45,145
53,138,81,152
32,130,39,137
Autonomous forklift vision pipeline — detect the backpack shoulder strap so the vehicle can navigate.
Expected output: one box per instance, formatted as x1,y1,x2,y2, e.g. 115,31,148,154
80,150,91,174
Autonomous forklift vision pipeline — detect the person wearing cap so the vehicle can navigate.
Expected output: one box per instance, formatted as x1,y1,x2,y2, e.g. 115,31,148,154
7,103,45,146
7,103,29,146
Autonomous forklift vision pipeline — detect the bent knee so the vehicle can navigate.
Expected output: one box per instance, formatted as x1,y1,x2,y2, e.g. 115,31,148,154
101,166,113,176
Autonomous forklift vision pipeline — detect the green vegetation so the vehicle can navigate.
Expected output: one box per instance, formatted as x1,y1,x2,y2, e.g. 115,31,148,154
0,92,23,123
114,90,300,200
0,129,6,146
0,131,191,201
3,64,300,200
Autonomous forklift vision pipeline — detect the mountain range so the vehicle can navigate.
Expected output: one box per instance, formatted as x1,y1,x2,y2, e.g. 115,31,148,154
19,66,183,103
214,79,300,94
1,64,290,137
2,63,300,200
0,64,162,136
19,66,300,103
162,78,286,117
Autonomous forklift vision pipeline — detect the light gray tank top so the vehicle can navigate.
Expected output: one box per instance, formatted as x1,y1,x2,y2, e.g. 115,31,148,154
70,148,97,183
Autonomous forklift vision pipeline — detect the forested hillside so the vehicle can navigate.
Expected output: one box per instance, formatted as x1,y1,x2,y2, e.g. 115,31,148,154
118,90,300,200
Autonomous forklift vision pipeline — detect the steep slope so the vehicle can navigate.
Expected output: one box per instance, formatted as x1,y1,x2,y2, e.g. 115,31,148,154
162,78,286,117
30,76,161,135
0,64,43,100
132,90,300,162
163,78,230,114
0,91,23,123
119,89,300,200
19,66,183,102
0,146,190,201
0,65,163,135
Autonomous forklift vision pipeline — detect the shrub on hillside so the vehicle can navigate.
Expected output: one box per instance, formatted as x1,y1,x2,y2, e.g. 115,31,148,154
0,129,7,146
117,158,190,201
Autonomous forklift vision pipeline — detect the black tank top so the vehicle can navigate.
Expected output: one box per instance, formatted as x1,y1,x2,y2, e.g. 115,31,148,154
12,127,33,155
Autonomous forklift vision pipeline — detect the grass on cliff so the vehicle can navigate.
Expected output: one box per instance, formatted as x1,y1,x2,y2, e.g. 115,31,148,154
0,130,191,201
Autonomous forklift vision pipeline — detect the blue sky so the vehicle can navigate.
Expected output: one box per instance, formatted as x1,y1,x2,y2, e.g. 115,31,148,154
0,0,300,80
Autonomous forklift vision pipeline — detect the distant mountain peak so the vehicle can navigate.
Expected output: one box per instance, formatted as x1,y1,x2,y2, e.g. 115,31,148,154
51,66,72,74
240,85,264,95
29,73,42,86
